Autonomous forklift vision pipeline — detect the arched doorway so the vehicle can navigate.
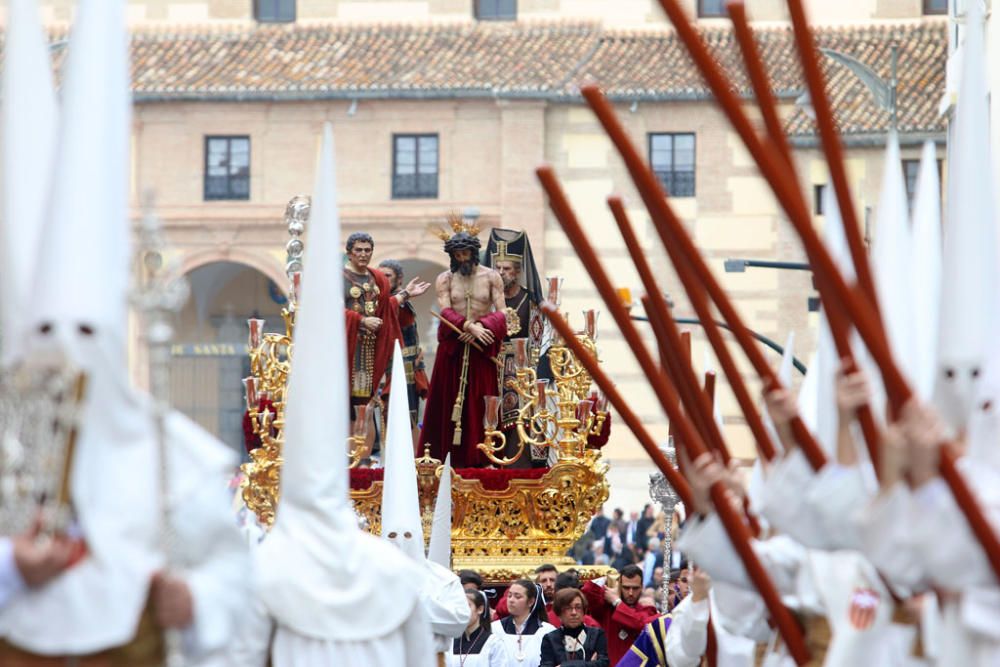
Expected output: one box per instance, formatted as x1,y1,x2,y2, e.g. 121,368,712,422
170,261,286,455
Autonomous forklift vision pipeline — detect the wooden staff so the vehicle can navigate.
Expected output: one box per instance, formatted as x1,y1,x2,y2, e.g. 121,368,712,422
642,294,765,538
608,204,727,464
726,1,883,475
585,88,823,469
429,310,502,368
640,294,730,465
651,0,899,400
537,166,810,665
671,331,691,479
610,196,779,463
654,0,1000,581
784,0,884,330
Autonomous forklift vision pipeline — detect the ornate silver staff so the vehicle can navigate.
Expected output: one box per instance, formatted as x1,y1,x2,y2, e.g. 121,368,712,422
648,437,680,613
131,191,190,667
0,361,85,540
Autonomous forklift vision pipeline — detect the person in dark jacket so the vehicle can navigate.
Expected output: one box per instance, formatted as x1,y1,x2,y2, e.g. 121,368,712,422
540,588,609,667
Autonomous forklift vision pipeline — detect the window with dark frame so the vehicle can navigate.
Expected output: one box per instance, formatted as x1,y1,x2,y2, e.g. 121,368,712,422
254,0,296,22
474,0,517,20
697,0,727,17
648,133,696,198
204,136,250,201
392,134,439,199
922,0,947,15
814,184,827,215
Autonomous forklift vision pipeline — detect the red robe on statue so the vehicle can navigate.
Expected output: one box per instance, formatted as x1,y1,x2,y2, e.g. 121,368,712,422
343,268,402,403
420,307,507,467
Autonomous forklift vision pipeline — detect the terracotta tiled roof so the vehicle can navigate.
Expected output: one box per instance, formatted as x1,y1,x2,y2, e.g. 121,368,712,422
127,22,601,96
40,19,948,136
579,21,947,136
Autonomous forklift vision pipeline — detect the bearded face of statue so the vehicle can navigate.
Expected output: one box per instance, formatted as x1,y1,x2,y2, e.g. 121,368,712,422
450,248,477,276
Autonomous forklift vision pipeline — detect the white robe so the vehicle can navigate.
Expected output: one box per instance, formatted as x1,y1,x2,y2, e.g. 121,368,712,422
665,584,761,667
491,619,555,667
863,457,1000,667
679,512,923,667
421,558,472,653
271,603,435,667
445,631,510,667
0,538,24,610
219,551,437,667
665,594,710,667
0,407,249,660
753,450,927,667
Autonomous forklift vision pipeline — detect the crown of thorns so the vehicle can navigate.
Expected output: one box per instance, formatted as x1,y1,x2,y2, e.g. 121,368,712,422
444,232,481,254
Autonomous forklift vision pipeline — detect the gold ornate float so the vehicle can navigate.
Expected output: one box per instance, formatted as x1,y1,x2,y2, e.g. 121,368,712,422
241,197,614,583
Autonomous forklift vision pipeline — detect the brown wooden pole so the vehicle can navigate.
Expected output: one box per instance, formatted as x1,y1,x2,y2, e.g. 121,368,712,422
725,1,884,475
609,196,778,463
673,331,691,479
537,166,811,665
641,296,766,539
653,0,1000,583
650,1,900,401
641,294,731,465
583,87,824,469
783,0,883,329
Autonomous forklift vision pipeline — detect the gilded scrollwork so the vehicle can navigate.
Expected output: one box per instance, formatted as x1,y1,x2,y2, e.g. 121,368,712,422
241,216,613,582
348,458,609,574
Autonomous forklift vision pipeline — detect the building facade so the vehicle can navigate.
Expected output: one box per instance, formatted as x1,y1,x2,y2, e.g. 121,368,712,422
8,0,950,509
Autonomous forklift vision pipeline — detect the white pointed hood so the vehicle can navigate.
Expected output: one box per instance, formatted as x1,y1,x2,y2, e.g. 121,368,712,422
1,0,57,366
381,342,426,561
871,130,915,380
271,122,354,528
805,187,858,453
257,124,423,641
27,0,130,376
427,455,453,569
935,0,998,433
910,141,942,400
750,331,795,512
0,2,243,655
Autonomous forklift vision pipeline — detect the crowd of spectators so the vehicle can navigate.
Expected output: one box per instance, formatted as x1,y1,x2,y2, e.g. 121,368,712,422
565,503,688,614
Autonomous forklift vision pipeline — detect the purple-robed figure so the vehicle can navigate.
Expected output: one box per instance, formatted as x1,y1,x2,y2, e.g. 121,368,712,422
615,615,672,667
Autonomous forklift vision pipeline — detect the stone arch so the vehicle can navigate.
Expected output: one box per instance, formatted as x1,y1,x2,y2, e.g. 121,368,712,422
173,247,286,295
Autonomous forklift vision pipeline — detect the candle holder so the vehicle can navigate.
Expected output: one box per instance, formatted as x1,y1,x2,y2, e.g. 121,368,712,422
583,309,599,340
477,395,520,465
506,312,609,462
347,403,371,468
547,276,564,307
240,194,309,529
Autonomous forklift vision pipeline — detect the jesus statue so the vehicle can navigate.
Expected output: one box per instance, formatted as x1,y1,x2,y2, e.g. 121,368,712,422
419,220,507,467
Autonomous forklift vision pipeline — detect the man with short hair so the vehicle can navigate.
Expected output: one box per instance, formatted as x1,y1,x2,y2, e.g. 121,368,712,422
582,563,661,665
342,233,402,430
377,259,431,426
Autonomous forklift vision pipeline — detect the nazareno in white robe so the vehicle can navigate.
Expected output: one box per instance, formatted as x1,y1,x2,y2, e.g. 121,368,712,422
491,617,555,667
445,627,510,667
